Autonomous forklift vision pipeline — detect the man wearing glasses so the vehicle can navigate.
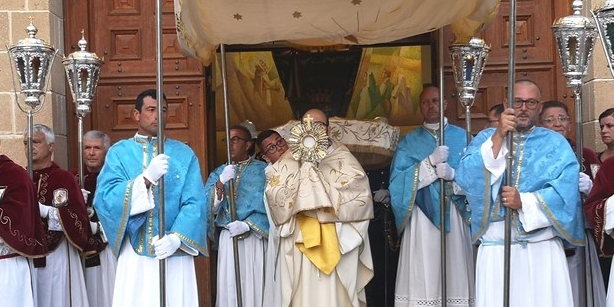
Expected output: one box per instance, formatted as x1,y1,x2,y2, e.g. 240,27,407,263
259,109,374,307
204,124,268,307
456,80,584,307
538,100,605,306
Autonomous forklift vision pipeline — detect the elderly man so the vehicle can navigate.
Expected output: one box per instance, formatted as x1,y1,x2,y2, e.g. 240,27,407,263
0,138,47,307
28,123,93,307
262,109,374,307
456,80,583,307
72,130,117,307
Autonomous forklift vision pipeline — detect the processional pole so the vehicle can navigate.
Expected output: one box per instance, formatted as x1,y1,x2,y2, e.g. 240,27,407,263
437,28,447,307
155,0,167,305
553,1,598,306
504,0,517,306
7,20,57,179
219,43,244,307
62,32,103,191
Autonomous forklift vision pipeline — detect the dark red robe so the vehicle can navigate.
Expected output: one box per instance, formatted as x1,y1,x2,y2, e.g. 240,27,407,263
33,162,93,255
584,157,614,256
72,167,108,265
0,155,47,256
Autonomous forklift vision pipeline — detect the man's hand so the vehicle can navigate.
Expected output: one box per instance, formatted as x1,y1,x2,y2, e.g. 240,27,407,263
501,186,521,210
225,221,250,237
152,233,181,260
373,189,390,204
579,172,593,195
219,165,237,184
435,163,455,181
429,146,449,165
143,154,169,184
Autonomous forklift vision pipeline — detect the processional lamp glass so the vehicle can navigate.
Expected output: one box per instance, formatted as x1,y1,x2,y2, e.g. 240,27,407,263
552,0,597,162
63,32,103,191
7,20,57,177
592,0,614,78
553,0,597,89
449,37,490,142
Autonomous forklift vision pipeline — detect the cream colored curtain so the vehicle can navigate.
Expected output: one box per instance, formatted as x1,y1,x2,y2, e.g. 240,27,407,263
174,0,500,65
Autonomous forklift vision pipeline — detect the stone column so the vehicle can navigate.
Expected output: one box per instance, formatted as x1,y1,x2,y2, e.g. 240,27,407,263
583,0,614,153
0,0,67,167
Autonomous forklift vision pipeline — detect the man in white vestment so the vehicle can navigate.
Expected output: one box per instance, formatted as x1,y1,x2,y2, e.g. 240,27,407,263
456,80,584,307
94,89,209,307
262,109,374,307
72,130,118,307
0,138,47,307
389,85,474,307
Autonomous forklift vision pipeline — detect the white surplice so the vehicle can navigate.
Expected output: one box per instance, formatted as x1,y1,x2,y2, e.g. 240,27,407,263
216,229,266,307
1,253,36,307
394,205,475,307
84,246,117,307
112,239,198,307
33,239,90,307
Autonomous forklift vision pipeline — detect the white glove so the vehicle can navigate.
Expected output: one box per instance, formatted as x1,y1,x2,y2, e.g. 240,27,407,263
225,221,250,237
89,221,98,234
152,233,181,260
435,163,455,181
39,203,51,218
373,189,390,204
219,165,237,184
429,146,449,165
81,189,91,203
579,172,593,195
143,154,169,184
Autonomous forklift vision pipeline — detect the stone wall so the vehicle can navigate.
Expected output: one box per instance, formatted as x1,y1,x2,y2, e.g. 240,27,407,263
583,0,614,154
0,0,68,168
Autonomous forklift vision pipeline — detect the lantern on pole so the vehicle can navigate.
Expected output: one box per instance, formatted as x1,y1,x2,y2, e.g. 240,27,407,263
7,20,58,177
552,0,597,162
449,37,490,143
552,2,597,306
62,31,103,190
592,0,614,78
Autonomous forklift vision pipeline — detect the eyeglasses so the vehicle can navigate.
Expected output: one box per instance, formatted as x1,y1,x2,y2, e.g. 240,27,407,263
542,115,570,125
513,99,540,109
263,138,286,154
223,136,248,144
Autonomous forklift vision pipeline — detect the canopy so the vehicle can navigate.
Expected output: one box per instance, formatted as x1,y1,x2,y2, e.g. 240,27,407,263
174,0,501,65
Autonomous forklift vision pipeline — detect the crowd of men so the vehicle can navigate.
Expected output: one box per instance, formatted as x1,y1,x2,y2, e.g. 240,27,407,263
3,81,614,307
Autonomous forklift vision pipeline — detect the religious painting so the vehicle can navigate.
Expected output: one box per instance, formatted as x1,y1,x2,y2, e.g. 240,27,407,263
345,46,431,126
213,51,294,131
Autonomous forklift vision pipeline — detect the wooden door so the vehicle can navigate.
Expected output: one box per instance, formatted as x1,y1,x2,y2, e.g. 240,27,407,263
442,0,574,136
64,1,213,306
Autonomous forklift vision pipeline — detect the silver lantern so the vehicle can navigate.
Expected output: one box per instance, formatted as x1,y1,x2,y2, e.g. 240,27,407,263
449,37,490,143
552,0,597,161
7,20,58,177
63,31,103,189
592,0,614,78
552,2,596,306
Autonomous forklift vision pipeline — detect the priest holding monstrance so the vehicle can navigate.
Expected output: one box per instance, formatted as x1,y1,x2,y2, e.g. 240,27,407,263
263,108,374,307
